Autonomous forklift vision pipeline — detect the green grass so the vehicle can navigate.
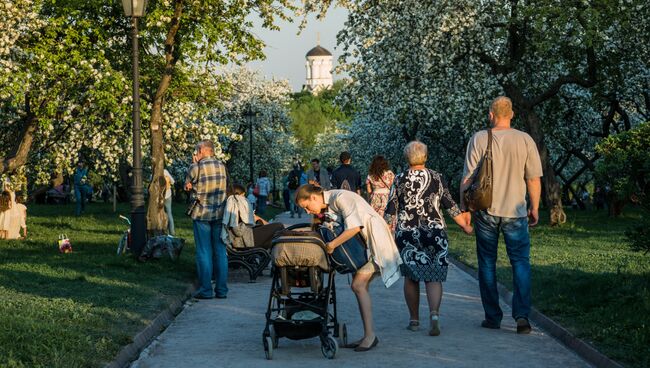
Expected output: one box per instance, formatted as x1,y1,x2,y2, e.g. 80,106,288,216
0,202,197,368
447,209,650,368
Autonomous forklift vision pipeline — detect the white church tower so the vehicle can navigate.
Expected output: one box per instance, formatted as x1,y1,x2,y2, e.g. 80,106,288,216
303,35,333,94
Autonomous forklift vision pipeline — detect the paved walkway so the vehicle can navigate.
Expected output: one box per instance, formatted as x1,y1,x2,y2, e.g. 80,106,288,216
132,212,589,368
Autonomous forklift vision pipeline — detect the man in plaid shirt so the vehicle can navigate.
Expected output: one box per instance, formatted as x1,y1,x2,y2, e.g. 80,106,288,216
184,140,228,299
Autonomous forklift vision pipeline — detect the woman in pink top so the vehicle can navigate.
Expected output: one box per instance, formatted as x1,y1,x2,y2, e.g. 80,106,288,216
366,155,395,218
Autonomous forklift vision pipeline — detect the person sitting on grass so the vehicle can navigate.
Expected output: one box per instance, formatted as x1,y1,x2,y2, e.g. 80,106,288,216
0,190,27,240
222,184,284,250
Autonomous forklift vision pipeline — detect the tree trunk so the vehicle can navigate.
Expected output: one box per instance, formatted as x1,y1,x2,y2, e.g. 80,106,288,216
146,94,169,236
507,88,567,226
0,111,37,175
145,0,184,236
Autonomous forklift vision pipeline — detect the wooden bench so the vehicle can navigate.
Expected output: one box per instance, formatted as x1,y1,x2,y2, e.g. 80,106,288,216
44,188,72,204
227,246,271,282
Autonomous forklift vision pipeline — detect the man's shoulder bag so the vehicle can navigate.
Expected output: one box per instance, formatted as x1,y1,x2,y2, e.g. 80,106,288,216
463,129,493,212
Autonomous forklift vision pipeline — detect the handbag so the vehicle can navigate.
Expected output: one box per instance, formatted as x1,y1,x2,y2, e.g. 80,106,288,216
463,129,493,212
318,225,369,274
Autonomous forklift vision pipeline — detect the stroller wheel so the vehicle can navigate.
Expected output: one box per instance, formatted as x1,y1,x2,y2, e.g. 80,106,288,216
263,335,274,360
337,323,348,347
269,325,279,348
321,335,338,359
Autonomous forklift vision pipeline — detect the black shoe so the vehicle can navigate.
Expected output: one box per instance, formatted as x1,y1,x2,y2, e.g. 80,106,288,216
516,318,532,334
481,320,500,329
193,294,213,300
354,337,378,352
215,295,227,299
343,341,360,349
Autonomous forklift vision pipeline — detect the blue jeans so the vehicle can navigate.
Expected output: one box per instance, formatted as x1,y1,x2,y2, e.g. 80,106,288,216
289,190,303,217
283,189,291,211
257,195,268,215
164,197,175,236
74,184,92,216
192,220,228,298
474,211,531,324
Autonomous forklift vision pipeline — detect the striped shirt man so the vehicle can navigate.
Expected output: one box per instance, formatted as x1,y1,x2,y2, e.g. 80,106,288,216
186,156,226,221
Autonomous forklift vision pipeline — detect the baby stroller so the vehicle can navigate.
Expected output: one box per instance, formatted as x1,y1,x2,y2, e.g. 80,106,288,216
262,223,347,360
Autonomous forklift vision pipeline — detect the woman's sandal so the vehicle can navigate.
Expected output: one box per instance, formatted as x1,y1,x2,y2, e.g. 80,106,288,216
406,320,419,331
429,311,440,336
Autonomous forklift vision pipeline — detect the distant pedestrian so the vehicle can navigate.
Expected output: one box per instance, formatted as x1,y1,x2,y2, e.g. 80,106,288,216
306,158,332,190
366,155,394,218
386,141,472,336
163,168,176,236
281,172,291,211
256,170,271,215
331,151,362,195
246,183,257,212
184,140,228,299
460,97,542,334
594,186,605,210
287,163,306,218
73,160,93,216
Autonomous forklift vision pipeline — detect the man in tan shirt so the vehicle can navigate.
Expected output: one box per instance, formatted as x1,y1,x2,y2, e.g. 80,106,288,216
460,96,542,334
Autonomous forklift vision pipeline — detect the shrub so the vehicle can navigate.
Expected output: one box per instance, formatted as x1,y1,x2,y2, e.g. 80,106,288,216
596,122,650,253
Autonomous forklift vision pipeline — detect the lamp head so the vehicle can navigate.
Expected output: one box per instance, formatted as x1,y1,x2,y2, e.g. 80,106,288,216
122,0,148,17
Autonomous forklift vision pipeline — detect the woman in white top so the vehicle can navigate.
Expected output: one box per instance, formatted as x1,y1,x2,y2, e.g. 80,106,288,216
163,169,175,236
0,190,27,239
296,184,402,352
222,184,284,250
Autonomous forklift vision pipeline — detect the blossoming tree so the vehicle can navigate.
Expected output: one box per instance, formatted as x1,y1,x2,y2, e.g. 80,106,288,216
0,0,131,190
335,0,649,224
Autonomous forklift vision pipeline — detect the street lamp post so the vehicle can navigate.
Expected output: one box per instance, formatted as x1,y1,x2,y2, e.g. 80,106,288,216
122,0,148,257
243,105,256,185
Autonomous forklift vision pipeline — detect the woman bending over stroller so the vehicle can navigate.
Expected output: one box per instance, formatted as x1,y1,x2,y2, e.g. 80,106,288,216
296,184,402,352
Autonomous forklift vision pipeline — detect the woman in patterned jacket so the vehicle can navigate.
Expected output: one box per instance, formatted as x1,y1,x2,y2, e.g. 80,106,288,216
385,141,473,336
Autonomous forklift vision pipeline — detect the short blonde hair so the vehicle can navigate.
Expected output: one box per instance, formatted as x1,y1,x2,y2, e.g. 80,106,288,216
404,141,427,166
490,96,513,118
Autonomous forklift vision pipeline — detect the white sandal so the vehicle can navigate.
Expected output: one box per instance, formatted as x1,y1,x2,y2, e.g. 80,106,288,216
429,311,440,336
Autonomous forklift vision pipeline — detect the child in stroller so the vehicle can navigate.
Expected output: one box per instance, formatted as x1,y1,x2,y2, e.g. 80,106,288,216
262,223,347,360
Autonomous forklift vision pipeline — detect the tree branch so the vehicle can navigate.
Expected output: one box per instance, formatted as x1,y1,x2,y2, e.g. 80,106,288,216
530,47,597,107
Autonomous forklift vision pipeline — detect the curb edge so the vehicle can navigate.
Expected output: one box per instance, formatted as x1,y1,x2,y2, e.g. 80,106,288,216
105,282,197,368
449,258,624,368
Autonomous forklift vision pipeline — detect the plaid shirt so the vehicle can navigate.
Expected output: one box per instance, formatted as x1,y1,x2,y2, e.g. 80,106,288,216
186,156,226,221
